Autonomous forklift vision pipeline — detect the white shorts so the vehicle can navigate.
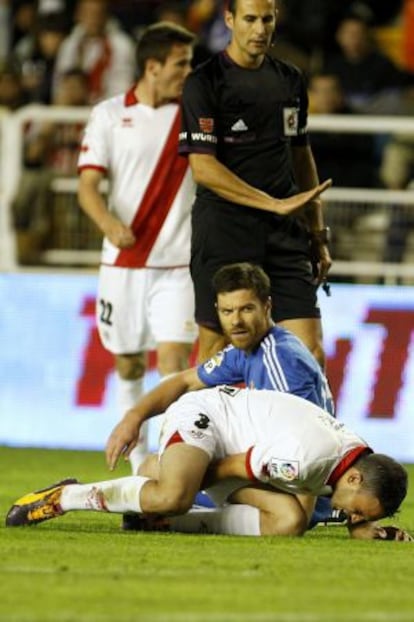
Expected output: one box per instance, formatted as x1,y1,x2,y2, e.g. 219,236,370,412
158,397,218,459
158,399,248,505
97,265,197,354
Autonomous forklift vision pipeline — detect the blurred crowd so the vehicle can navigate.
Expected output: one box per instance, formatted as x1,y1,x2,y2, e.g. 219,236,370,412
0,0,412,109
1,0,414,264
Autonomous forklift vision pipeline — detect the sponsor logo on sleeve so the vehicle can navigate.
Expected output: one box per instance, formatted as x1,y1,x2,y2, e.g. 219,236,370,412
199,117,214,133
268,459,299,481
203,351,224,374
190,132,217,143
283,107,299,136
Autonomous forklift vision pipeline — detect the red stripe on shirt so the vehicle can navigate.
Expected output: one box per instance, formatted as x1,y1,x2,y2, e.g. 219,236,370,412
245,446,256,480
114,109,189,268
327,446,372,486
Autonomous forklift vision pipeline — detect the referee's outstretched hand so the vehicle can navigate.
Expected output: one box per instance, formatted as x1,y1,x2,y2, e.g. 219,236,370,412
273,179,332,215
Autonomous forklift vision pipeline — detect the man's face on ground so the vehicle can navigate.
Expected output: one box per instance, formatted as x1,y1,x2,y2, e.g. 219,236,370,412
216,289,271,351
331,475,384,524
155,43,193,101
225,0,276,62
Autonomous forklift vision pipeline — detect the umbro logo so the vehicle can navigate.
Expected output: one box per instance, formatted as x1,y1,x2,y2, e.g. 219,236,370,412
231,119,248,132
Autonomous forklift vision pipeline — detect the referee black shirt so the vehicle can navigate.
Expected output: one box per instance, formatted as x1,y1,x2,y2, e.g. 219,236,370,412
179,50,310,204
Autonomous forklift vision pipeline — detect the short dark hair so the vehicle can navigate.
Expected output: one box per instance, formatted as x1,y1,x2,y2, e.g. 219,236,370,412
212,263,271,304
355,453,408,517
227,0,237,13
136,22,195,75
227,0,277,15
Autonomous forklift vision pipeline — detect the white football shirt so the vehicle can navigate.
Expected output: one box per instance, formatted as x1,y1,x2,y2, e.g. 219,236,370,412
78,88,195,268
160,386,370,497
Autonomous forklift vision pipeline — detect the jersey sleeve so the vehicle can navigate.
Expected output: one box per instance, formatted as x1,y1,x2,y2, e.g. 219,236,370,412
78,103,111,173
179,71,218,156
246,443,305,487
197,346,244,386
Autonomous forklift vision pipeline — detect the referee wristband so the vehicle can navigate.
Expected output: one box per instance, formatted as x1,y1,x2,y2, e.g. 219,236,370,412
309,226,331,245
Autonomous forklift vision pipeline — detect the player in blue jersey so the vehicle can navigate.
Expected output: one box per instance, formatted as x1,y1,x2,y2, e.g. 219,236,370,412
197,270,333,416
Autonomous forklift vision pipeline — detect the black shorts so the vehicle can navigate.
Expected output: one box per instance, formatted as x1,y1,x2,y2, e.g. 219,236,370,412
190,200,321,330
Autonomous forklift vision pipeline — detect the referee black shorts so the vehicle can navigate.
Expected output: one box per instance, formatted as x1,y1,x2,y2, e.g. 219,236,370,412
190,201,321,331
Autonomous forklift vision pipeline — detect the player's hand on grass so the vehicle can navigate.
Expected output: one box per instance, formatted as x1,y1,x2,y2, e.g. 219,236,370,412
101,213,136,248
272,179,332,216
374,526,414,542
105,414,141,470
348,520,413,541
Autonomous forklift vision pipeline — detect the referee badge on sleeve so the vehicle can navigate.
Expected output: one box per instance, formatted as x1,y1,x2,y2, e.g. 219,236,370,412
283,107,299,136
199,117,214,133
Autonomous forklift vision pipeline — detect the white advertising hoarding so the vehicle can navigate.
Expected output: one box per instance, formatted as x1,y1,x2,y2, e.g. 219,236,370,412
1,273,413,461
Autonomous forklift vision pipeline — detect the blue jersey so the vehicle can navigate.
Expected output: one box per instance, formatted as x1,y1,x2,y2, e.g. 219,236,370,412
197,326,334,416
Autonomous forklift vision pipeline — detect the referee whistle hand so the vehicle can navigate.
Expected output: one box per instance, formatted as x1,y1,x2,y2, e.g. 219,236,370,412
273,179,332,216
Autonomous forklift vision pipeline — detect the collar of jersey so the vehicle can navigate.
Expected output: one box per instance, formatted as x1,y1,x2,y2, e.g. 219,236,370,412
327,446,373,486
124,87,139,107
221,49,267,71
124,87,181,108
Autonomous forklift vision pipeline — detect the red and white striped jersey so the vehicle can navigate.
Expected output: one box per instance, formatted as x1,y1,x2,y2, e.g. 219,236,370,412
78,88,195,268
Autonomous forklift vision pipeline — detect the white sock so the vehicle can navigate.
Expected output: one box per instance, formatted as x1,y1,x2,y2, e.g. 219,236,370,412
116,375,144,416
168,504,260,536
60,476,150,513
128,423,149,475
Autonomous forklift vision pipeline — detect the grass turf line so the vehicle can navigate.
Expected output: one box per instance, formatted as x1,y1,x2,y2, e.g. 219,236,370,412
1,446,413,622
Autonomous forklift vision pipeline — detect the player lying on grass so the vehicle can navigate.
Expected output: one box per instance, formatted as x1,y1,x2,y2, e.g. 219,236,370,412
6,387,412,540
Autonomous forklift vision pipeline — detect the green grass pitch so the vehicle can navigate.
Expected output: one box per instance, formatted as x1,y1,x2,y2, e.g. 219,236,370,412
1,446,414,622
